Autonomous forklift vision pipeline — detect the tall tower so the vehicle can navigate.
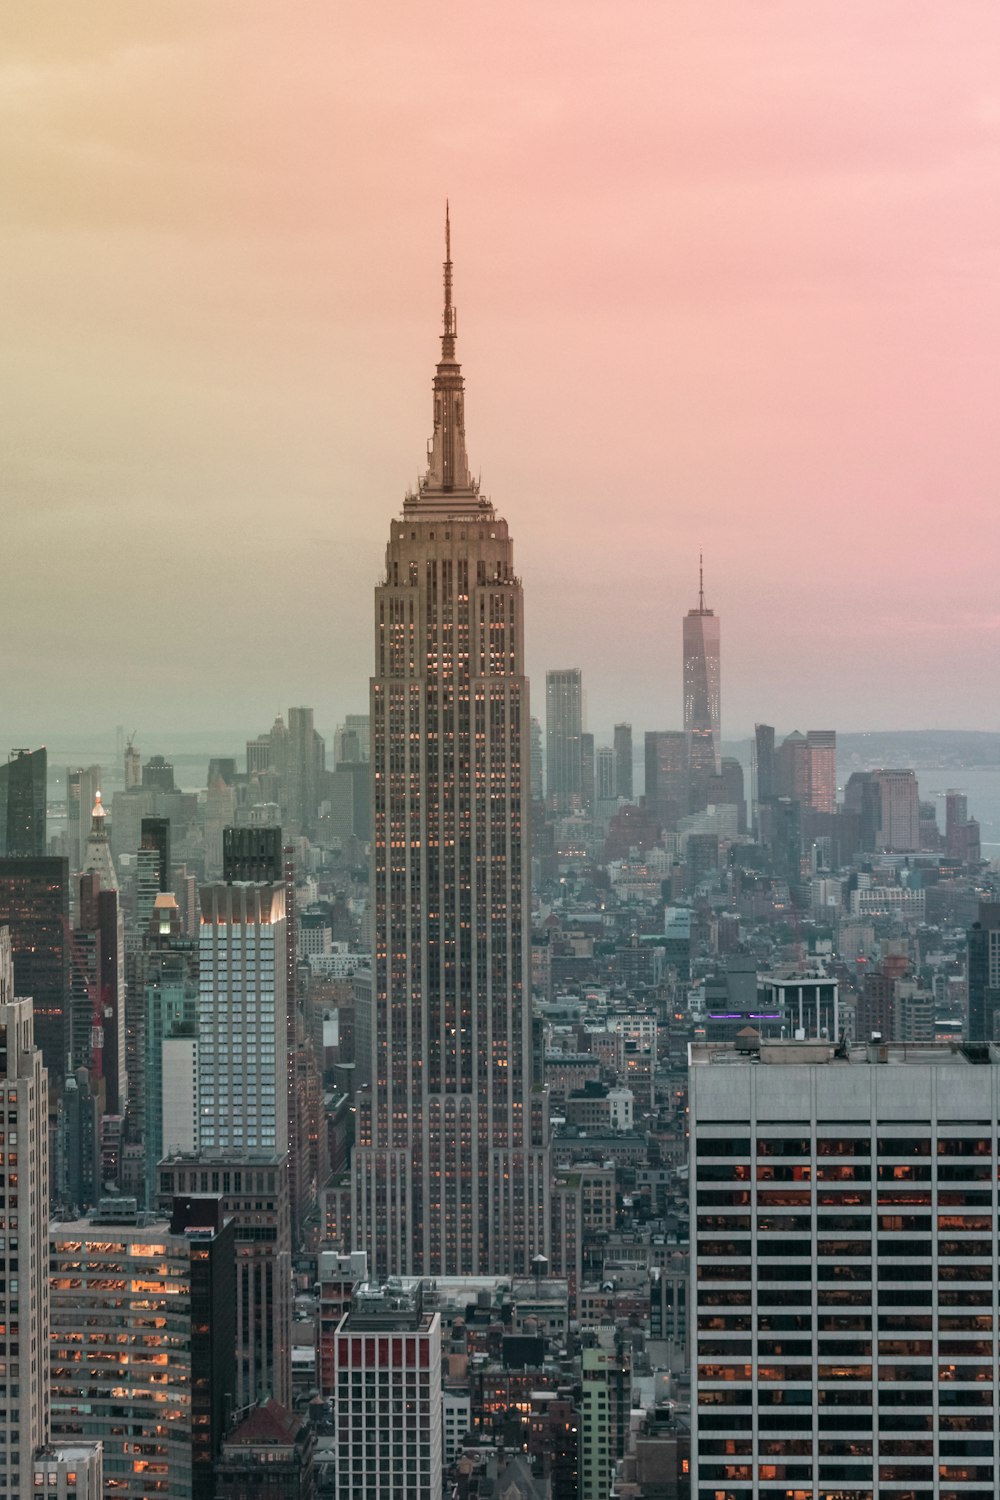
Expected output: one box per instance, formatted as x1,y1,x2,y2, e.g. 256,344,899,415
353,210,550,1278
0,926,50,1497
683,555,721,778
545,669,584,812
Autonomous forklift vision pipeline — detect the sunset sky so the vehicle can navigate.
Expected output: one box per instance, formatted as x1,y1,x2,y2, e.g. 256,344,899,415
5,1,1000,746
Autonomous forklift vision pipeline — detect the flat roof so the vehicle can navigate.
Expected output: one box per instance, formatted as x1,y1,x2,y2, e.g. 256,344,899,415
689,1039,1000,1068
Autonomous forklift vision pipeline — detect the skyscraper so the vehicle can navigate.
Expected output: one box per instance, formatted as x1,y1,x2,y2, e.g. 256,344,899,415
0,856,70,1079
682,557,721,778
352,212,549,1278
0,747,47,858
806,728,837,813
0,927,50,1500
196,882,288,1154
967,900,1000,1042
689,1037,1000,1500
613,722,633,801
546,669,584,812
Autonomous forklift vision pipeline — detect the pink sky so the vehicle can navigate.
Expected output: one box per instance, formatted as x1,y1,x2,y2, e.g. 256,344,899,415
4,1,1000,743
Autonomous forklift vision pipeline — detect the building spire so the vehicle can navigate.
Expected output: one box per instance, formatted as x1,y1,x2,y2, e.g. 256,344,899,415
411,203,478,508
699,551,705,612
442,199,456,362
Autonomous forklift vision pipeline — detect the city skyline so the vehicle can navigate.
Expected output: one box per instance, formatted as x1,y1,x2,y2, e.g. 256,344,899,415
5,3,1000,739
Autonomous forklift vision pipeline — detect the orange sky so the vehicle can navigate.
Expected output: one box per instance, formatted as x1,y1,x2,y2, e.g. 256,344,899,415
4,1,1000,742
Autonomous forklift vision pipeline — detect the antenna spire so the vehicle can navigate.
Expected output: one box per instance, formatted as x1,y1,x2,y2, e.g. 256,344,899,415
699,551,705,611
442,200,456,360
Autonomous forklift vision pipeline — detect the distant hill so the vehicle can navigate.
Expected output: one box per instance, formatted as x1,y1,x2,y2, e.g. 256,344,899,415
836,731,1000,770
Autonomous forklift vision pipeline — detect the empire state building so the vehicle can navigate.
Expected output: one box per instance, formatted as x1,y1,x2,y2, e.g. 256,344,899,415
352,214,550,1278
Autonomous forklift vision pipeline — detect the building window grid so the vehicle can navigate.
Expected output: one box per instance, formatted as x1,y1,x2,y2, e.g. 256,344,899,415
694,1124,1000,1492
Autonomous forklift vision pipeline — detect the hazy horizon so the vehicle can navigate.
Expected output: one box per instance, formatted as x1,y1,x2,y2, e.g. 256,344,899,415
5,2,1000,739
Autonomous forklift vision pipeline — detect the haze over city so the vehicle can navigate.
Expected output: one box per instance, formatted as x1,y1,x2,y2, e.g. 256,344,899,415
6,1,1000,738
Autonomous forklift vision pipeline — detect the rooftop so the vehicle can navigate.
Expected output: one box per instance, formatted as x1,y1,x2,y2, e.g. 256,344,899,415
690,1039,1000,1068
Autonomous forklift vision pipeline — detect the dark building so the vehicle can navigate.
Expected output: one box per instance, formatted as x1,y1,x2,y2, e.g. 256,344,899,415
613,722,633,801
208,757,238,787
753,722,775,807
142,754,176,792
61,1065,101,1210
223,824,284,882
706,756,747,833
644,731,688,828
214,1399,316,1500
78,871,127,1115
0,746,47,856
968,901,1000,1042
0,855,70,1078
170,1195,238,1500
581,731,595,812
140,816,171,891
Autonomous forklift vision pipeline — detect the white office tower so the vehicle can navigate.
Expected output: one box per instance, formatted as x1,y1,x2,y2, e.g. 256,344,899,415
197,883,288,1152
689,1037,1000,1500
333,1279,442,1499
0,927,50,1498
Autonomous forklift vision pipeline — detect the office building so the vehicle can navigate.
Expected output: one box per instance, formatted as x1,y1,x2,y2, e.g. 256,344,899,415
683,557,721,778
286,706,325,840
157,1151,292,1410
50,1197,237,1500
333,713,370,765
644,730,688,828
222,824,283,883
753,723,775,802
530,715,544,802
806,729,837,814
0,746,47,857
690,1037,1000,1500
546,669,584,812
0,856,69,1079
332,1279,442,1500
0,928,50,1498
352,214,550,1278
613,722,633,801
66,765,102,874
143,893,199,1200
873,767,921,852
968,900,1000,1042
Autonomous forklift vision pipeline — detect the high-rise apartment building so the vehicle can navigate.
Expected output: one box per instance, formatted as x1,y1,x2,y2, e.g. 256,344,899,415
683,559,721,778
352,215,549,1279
197,882,288,1154
0,928,50,1498
690,1037,1000,1500
332,1279,442,1500
546,669,584,812
0,747,47,857
613,722,633,801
